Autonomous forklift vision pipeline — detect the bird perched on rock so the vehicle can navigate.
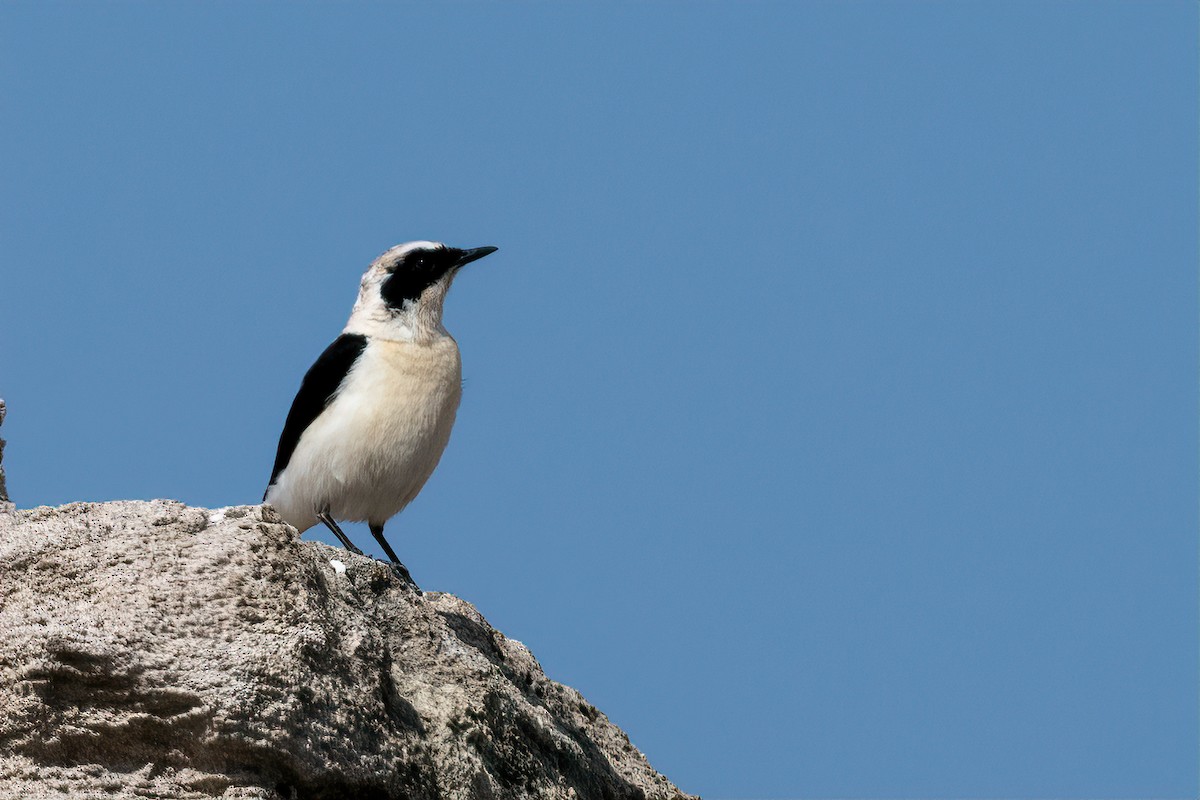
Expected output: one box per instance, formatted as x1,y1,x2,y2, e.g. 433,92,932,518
264,241,498,586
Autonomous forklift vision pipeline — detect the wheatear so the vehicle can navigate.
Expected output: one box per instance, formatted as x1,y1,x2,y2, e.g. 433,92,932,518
264,241,498,586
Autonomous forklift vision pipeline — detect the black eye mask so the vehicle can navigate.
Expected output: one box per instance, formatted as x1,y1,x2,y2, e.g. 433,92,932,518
380,249,456,310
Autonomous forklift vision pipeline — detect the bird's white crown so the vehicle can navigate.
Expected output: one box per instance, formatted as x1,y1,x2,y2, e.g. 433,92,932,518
343,241,489,344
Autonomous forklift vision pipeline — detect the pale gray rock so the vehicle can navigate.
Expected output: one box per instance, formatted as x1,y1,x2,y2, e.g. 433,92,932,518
0,500,692,800
0,399,9,509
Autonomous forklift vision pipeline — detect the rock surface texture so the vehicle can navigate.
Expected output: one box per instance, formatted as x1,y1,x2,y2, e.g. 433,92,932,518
0,500,690,800
0,399,9,508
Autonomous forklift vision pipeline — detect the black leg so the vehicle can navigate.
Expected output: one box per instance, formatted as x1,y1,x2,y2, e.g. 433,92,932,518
317,509,364,556
370,523,420,591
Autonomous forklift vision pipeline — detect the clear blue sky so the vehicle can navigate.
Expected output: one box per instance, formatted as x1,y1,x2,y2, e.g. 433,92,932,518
1,3,1196,798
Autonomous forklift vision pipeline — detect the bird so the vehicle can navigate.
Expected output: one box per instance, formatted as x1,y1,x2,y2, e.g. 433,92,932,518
264,241,498,587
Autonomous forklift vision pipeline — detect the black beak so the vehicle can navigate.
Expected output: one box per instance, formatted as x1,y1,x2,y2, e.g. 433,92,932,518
452,246,498,268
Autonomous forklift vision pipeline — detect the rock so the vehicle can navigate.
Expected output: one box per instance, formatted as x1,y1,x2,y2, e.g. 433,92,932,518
0,500,692,799
0,399,9,509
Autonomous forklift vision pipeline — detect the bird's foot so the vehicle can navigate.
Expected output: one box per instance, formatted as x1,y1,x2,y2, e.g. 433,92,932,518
388,559,422,595
317,510,364,555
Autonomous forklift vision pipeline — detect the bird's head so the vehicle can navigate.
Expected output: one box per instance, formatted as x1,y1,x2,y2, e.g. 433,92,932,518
345,241,498,342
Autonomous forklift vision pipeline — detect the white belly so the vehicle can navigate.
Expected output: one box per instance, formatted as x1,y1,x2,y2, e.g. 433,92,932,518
266,337,462,532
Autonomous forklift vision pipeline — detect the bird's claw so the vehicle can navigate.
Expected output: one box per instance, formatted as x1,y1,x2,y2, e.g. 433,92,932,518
389,560,421,595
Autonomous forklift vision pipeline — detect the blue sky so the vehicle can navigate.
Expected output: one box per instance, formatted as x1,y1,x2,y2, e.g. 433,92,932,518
1,3,1196,797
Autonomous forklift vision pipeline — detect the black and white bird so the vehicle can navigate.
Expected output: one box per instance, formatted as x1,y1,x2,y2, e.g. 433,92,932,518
264,241,498,586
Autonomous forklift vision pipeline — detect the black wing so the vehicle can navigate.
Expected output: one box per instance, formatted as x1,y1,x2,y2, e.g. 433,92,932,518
264,333,368,496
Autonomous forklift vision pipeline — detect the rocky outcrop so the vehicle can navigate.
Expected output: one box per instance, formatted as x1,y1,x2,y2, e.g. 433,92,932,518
0,500,690,799
0,399,10,508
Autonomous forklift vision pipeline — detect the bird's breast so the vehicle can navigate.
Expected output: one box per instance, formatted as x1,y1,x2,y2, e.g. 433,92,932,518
287,336,462,504
332,337,462,464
